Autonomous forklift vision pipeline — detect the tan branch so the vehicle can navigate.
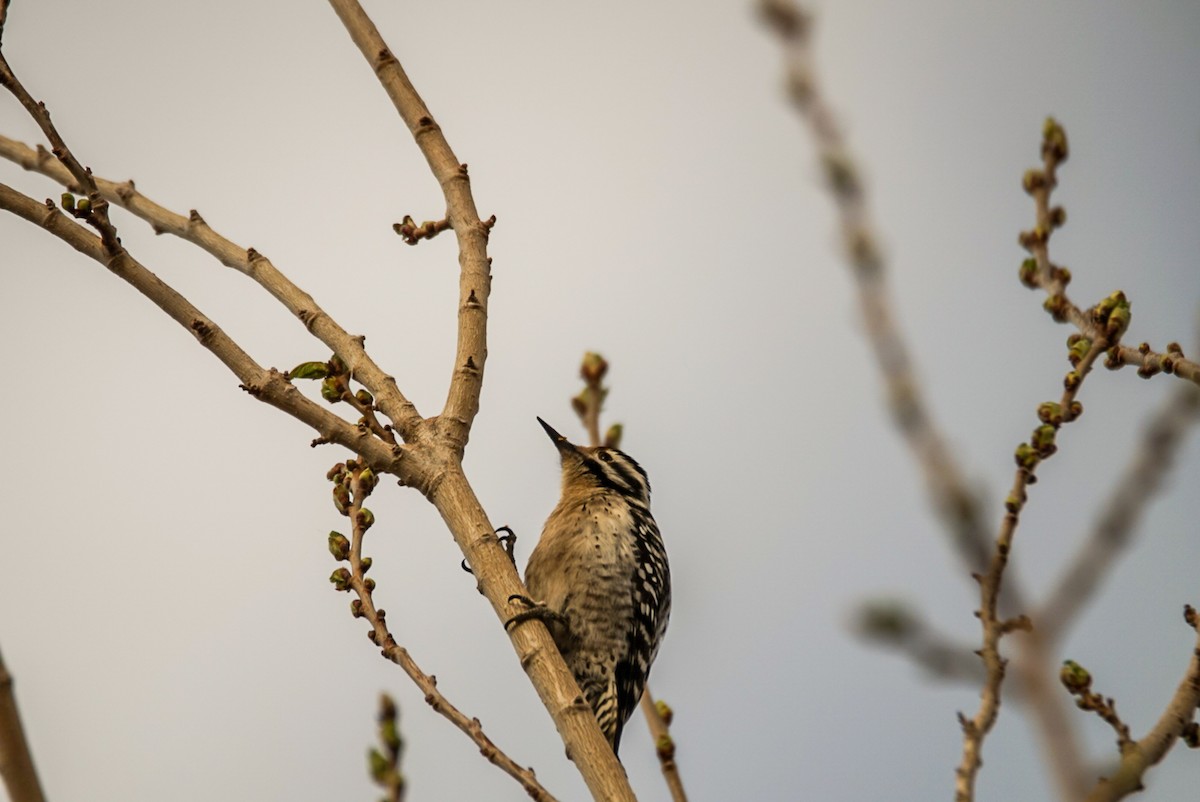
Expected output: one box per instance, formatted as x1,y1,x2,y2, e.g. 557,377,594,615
0,182,406,477
0,133,423,439
327,0,493,452
0,646,46,802
330,463,559,802
1080,608,1200,802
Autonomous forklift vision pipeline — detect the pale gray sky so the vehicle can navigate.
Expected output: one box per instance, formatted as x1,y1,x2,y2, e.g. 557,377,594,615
2,1,1199,800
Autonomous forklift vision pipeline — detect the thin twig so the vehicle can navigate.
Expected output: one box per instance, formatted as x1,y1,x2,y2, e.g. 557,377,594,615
954,333,1105,802
0,133,423,438
1018,121,1200,387
330,462,559,802
0,181,404,475
0,646,46,802
1080,607,1200,802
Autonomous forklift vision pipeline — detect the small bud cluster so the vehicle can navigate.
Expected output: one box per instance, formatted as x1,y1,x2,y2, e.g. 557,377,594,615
368,693,406,801
392,213,452,245
1058,660,1133,750
325,459,379,595
1090,291,1132,343
291,354,394,440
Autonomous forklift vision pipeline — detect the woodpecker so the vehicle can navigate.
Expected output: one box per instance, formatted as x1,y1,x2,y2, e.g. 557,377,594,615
509,417,671,754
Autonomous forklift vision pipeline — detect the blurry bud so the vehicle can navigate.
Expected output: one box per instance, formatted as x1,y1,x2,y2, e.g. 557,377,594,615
1018,258,1038,288
356,507,375,531
654,699,674,726
1014,442,1039,470
1032,424,1057,456
368,747,389,783
604,423,624,449
321,376,344,403
326,462,347,482
1047,206,1067,229
332,483,351,515
570,392,588,419
351,598,365,618
855,599,919,641
328,531,351,561
580,352,608,384
655,734,676,761
76,196,91,212
358,467,376,492
61,192,76,211
1042,117,1069,162
821,151,860,196
1060,660,1091,694
1021,169,1046,194
360,556,373,574
1063,371,1081,391
1036,402,1063,426
1043,294,1068,322
355,389,374,406
364,577,376,592
329,568,352,591
329,354,348,374
1068,336,1092,367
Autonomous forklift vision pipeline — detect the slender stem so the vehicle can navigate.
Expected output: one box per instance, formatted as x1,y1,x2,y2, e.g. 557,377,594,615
0,134,423,439
1080,608,1200,802
341,466,560,802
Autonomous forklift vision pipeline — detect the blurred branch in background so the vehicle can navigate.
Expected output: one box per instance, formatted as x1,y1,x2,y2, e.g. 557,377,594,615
761,2,1200,801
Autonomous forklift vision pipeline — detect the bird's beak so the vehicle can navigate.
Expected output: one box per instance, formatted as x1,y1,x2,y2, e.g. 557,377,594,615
537,417,575,453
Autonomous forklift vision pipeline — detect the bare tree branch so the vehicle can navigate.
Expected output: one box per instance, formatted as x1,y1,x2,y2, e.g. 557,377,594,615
0,646,46,802
0,133,423,439
954,330,1106,802
326,0,493,453
1080,607,1200,802
0,181,404,472
1017,122,1200,387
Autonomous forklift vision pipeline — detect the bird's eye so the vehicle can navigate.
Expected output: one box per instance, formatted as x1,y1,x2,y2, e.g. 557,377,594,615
598,451,612,462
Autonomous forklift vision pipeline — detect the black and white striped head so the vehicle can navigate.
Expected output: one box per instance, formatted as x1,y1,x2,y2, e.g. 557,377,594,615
537,417,651,507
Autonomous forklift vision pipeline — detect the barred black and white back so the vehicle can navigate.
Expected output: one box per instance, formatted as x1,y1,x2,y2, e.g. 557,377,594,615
523,418,672,753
